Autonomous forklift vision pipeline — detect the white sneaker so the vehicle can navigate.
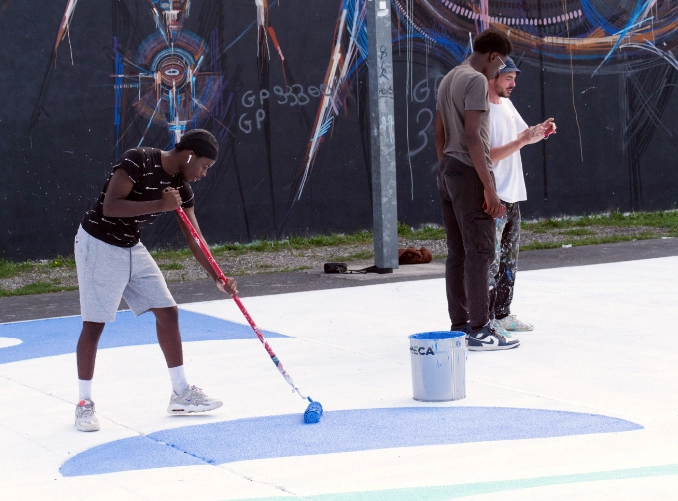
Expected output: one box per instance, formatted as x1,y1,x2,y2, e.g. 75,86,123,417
491,319,513,338
167,385,223,415
467,324,520,351
75,399,100,432
496,315,534,332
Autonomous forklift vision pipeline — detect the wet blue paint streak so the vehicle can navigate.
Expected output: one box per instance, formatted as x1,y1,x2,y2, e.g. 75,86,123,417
60,407,642,477
0,310,287,365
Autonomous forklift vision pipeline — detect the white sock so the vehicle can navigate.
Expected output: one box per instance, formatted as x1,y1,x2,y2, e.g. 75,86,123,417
168,365,189,395
78,379,92,402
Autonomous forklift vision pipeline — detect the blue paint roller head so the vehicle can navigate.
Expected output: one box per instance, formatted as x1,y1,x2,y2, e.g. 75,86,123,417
303,397,323,424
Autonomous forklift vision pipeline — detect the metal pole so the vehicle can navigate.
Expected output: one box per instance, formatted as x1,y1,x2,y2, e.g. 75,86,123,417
366,0,398,273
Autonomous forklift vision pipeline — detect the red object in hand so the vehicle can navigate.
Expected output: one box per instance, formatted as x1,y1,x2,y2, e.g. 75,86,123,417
483,201,507,218
544,125,555,137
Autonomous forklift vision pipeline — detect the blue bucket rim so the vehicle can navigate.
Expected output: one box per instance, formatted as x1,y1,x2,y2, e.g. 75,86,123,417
409,331,466,340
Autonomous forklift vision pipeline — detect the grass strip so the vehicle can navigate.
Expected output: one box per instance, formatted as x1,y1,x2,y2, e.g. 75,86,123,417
0,281,78,297
0,260,34,279
520,232,662,251
0,257,75,280
522,210,678,232
1,210,676,292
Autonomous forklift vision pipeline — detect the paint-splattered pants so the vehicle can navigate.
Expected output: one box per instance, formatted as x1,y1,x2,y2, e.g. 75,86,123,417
437,156,495,331
489,201,521,321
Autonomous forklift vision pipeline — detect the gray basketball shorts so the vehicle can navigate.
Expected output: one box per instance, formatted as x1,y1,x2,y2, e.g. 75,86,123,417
74,225,176,323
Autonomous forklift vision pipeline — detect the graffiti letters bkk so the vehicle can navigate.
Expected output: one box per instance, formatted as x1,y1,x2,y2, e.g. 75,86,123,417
238,84,328,133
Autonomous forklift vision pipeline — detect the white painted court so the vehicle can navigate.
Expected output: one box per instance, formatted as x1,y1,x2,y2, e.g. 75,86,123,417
1,257,677,500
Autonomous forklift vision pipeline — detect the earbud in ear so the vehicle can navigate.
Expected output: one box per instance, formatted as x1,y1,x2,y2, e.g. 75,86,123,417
188,154,192,163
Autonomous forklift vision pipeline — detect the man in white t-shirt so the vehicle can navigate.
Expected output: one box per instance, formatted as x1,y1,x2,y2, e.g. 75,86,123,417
488,57,556,336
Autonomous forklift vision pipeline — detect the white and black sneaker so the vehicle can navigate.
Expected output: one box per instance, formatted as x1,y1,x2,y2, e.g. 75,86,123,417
467,323,520,351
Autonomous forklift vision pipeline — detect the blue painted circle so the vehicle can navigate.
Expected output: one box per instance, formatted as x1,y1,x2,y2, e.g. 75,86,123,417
409,331,465,340
60,406,643,477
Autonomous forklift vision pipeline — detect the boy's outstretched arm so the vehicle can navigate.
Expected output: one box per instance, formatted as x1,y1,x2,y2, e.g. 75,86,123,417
175,204,238,295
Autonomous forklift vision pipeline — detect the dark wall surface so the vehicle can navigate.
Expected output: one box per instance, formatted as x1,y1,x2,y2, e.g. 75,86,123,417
1,1,677,260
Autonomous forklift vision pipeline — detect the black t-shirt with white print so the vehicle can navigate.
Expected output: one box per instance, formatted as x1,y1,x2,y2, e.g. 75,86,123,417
81,148,194,247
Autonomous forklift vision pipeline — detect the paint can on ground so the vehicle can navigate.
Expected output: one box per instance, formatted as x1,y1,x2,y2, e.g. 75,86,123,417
409,331,466,402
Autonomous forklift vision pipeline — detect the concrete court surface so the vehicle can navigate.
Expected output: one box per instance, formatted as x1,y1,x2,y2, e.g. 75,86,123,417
1,254,677,499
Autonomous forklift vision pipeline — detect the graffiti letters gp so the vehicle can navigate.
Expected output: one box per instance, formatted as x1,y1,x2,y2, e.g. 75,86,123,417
410,346,435,355
238,84,327,134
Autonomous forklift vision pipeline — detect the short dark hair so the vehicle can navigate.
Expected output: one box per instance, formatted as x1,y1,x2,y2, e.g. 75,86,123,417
176,129,219,160
473,29,513,56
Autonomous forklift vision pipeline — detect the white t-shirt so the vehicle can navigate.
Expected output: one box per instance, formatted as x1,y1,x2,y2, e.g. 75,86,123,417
489,98,528,203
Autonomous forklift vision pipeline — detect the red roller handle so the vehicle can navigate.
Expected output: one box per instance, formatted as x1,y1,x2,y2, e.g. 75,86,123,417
175,207,307,399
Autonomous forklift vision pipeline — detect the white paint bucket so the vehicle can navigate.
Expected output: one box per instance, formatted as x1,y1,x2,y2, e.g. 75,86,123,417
409,331,466,402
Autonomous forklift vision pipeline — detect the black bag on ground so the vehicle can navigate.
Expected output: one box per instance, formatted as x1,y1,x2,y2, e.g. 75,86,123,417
323,263,381,274
324,263,348,274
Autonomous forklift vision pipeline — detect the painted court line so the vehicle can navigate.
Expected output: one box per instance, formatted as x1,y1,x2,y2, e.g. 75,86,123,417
230,464,678,500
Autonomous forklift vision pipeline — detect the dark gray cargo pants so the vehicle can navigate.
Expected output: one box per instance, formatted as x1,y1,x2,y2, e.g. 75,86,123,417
437,156,495,330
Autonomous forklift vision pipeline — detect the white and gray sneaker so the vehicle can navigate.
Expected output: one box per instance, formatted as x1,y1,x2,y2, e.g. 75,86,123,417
167,385,223,415
491,318,513,338
75,399,100,432
496,315,534,332
467,324,520,351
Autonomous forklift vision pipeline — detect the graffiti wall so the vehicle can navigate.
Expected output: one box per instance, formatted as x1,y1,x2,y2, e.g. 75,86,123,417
1,1,677,259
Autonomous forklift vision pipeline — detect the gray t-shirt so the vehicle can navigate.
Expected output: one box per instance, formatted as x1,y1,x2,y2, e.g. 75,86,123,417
436,64,492,168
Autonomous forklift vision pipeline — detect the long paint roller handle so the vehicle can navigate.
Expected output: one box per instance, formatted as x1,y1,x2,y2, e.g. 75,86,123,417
174,207,308,400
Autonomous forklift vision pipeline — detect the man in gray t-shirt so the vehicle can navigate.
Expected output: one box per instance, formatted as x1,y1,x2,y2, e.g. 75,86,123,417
433,29,520,351
437,64,492,169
